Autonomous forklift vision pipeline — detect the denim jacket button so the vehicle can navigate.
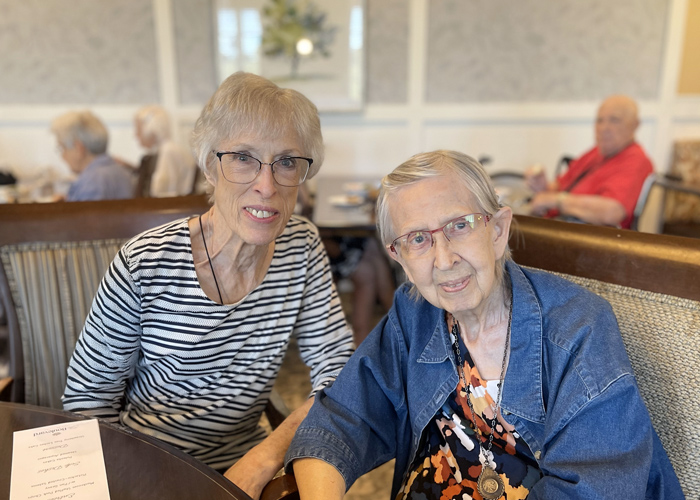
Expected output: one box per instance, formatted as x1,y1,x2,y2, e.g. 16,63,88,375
534,450,541,460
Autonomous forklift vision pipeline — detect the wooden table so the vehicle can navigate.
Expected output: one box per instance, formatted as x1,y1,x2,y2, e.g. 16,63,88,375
0,402,251,500
311,177,380,237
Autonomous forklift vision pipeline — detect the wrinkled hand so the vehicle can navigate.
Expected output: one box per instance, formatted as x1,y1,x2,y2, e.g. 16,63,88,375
529,192,560,216
223,447,278,500
223,398,313,499
524,165,548,193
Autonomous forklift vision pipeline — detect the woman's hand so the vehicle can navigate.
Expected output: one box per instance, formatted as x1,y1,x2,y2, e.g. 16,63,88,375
224,446,279,500
223,397,315,499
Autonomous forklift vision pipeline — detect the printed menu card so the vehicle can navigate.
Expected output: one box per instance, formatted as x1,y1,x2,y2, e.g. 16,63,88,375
10,418,111,500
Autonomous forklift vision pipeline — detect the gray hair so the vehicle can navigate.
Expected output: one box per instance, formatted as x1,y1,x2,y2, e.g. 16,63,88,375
376,150,512,287
134,105,171,144
191,72,324,182
50,110,109,155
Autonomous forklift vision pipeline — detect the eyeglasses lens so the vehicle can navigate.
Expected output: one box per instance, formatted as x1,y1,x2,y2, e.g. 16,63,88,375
444,214,478,240
395,214,482,258
219,153,309,186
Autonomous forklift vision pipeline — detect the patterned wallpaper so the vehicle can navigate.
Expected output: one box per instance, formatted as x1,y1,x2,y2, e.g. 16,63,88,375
173,0,219,105
0,0,671,106
366,0,409,103
0,0,158,104
426,0,669,102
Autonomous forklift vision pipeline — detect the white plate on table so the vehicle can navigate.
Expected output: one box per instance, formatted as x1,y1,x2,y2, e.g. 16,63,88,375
328,194,365,208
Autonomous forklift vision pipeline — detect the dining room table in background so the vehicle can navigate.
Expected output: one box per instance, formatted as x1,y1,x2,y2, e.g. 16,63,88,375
0,402,252,500
311,176,382,238
311,173,534,237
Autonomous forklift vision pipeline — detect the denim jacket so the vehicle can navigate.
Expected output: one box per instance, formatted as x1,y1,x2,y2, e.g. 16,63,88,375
285,262,683,499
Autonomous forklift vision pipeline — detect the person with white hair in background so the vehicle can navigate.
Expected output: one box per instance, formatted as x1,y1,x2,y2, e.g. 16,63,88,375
51,110,134,202
134,105,197,197
525,95,653,229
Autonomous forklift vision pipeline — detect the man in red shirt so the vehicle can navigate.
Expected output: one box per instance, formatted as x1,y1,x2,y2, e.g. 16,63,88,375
526,95,653,229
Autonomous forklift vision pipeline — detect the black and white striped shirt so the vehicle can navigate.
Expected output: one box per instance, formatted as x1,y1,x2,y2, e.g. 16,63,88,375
63,215,354,469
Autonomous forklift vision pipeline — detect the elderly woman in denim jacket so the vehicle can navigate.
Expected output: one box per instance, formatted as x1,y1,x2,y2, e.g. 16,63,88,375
285,150,682,499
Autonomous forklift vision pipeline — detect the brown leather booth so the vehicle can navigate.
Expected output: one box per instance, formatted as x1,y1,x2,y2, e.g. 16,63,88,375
0,194,210,246
510,214,700,301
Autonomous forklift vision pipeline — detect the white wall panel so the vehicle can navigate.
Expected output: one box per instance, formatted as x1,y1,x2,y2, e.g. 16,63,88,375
423,122,592,178
0,127,63,179
426,0,669,102
672,122,700,141
320,124,413,177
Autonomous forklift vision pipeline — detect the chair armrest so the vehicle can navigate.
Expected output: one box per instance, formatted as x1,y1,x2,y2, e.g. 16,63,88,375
260,473,299,500
264,389,292,430
633,173,700,230
656,175,700,196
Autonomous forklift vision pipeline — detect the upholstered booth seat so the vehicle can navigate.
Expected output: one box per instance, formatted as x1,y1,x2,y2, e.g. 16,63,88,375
0,196,211,405
544,271,699,498
511,215,700,498
1,239,124,408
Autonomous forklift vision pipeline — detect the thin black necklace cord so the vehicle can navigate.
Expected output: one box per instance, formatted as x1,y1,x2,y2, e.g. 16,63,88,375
199,214,223,304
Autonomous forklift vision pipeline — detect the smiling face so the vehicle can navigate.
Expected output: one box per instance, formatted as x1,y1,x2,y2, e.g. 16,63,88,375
209,128,302,247
387,171,512,320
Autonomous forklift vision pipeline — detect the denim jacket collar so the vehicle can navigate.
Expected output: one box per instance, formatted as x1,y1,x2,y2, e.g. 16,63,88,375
416,314,452,365
412,262,547,424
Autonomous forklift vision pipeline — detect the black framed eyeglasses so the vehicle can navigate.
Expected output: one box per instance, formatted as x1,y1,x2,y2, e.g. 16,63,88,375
214,151,312,187
388,213,491,258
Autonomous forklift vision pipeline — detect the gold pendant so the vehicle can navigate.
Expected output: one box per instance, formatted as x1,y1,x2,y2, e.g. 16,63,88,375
477,466,505,499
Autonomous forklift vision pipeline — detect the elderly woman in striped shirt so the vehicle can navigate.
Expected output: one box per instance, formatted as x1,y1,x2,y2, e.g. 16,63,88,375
62,72,354,499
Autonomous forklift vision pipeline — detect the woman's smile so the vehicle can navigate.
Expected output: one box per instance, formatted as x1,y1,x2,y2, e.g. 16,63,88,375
244,205,279,221
439,276,470,293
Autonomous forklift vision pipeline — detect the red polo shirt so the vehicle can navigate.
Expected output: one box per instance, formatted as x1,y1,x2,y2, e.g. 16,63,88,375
551,142,653,229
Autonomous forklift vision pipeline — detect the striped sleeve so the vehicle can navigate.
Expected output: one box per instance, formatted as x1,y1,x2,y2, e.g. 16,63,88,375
62,244,143,421
60,216,355,467
292,219,355,394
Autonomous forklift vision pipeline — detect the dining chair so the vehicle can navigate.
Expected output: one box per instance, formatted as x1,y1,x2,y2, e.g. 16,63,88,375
134,153,158,197
632,172,700,232
510,214,700,499
661,139,700,237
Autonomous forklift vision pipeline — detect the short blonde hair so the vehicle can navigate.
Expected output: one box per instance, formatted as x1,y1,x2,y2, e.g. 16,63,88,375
191,72,324,181
376,150,512,285
51,110,109,155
